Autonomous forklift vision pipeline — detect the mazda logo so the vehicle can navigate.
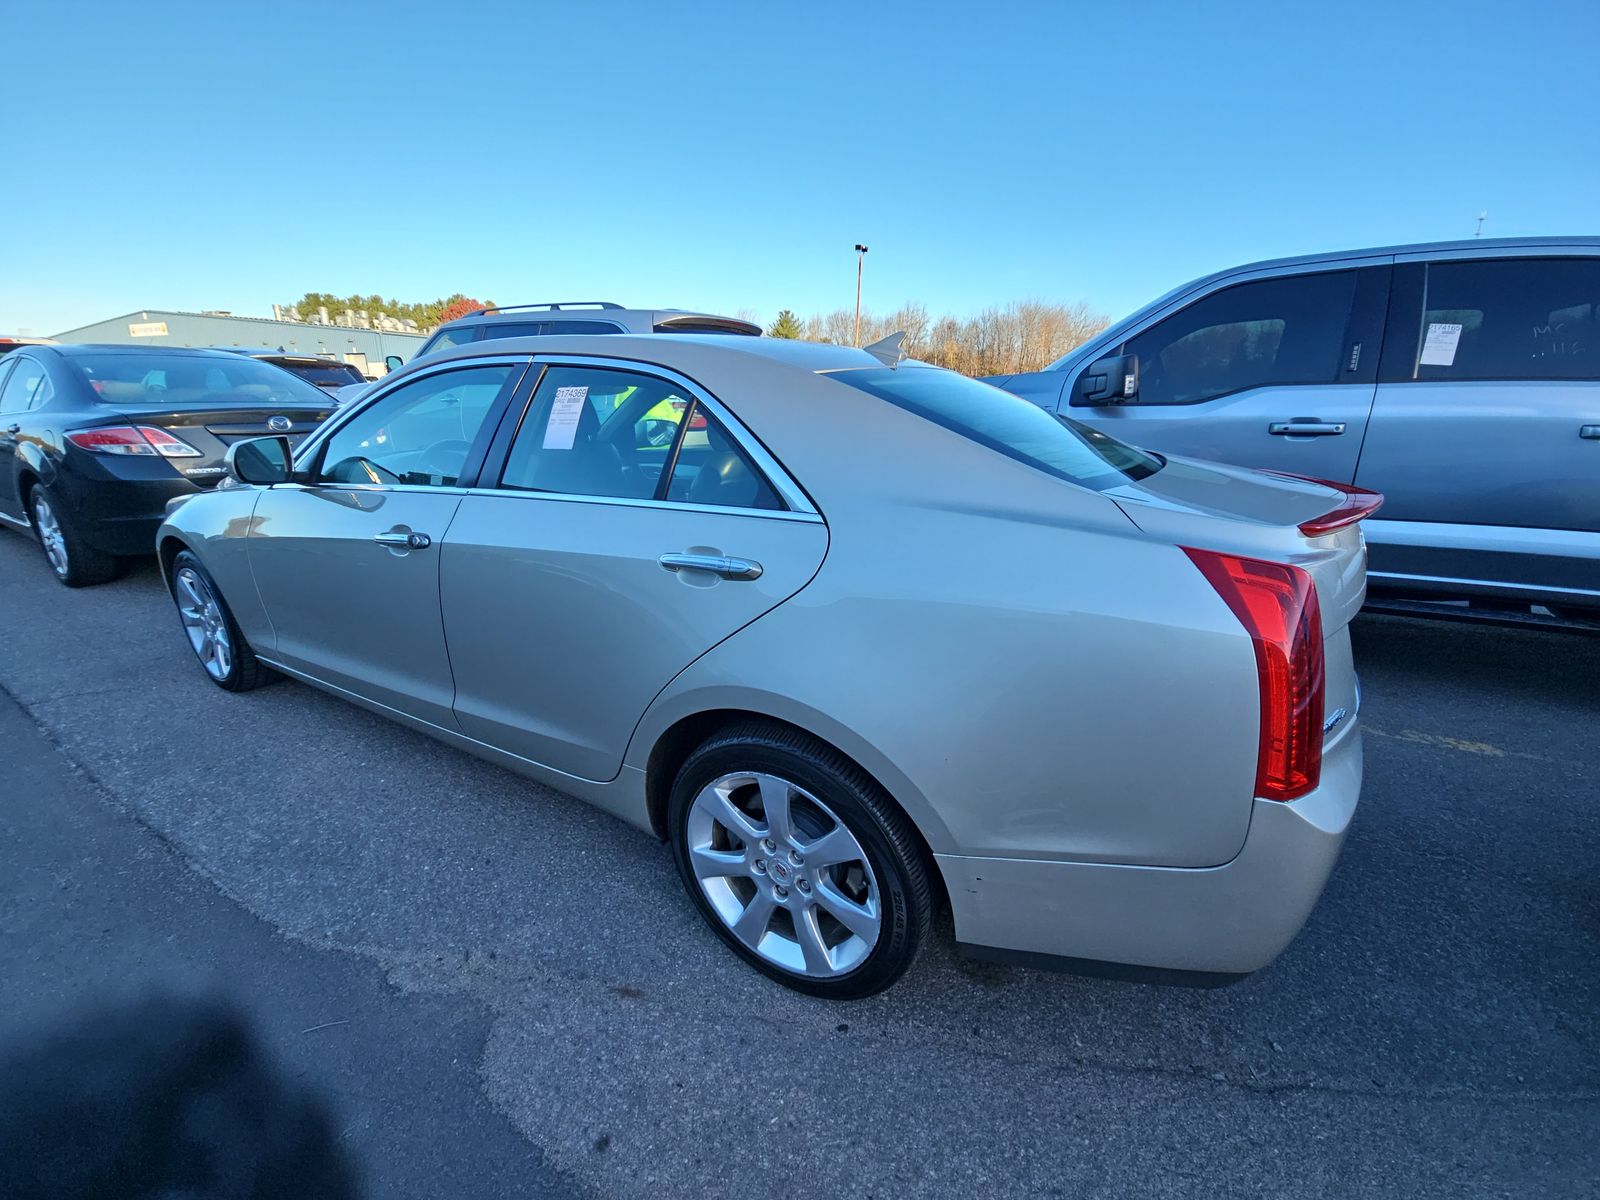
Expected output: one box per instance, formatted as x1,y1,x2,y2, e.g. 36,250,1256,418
267,415,292,433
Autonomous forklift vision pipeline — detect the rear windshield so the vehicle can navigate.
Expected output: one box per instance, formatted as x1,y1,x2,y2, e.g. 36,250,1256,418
826,365,1163,490
68,353,328,407
277,360,364,386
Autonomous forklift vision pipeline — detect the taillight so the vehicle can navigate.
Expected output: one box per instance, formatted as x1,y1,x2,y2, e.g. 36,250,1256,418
67,425,203,458
1183,547,1325,801
1267,473,1384,537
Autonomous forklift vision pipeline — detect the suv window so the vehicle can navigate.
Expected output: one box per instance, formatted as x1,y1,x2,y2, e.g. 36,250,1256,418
418,324,483,357
828,365,1161,490
498,365,780,509
0,357,46,414
1118,271,1358,405
316,364,519,487
1383,257,1600,382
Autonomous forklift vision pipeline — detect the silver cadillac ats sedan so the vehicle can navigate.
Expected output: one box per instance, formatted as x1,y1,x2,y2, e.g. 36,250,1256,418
157,334,1378,998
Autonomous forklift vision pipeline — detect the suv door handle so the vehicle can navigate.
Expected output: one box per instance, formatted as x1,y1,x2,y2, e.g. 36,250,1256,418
374,530,431,550
1581,425,1600,440
659,553,763,581
1269,421,1346,436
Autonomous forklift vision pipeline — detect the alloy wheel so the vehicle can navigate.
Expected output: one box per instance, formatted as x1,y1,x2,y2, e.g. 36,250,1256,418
685,771,882,978
32,496,68,578
174,566,234,681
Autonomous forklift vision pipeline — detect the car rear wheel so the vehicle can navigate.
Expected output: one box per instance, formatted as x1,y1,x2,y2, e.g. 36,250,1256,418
27,484,121,587
668,723,932,998
170,550,274,692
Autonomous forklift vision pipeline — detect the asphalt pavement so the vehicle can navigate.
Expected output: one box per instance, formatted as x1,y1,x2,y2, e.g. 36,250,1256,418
0,530,1594,1198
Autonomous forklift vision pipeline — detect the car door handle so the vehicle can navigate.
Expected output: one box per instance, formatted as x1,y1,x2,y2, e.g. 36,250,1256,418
1269,421,1346,436
374,530,431,550
1581,425,1600,440
658,553,763,581
5,424,18,435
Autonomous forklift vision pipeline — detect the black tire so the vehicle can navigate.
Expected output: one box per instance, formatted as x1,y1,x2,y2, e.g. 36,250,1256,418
26,483,122,587
170,550,276,692
668,722,932,999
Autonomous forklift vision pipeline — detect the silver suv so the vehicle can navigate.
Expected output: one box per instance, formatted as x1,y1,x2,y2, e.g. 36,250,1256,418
404,301,760,364
987,237,1600,618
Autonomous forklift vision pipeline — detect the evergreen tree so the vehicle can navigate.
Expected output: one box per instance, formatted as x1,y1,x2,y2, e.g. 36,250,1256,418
767,309,803,339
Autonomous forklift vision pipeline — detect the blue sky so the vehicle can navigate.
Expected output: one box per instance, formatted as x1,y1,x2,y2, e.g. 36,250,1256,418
4,0,1597,336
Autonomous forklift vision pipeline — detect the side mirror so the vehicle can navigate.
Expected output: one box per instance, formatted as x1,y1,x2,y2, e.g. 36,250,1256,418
225,436,293,485
384,355,404,373
1071,353,1139,406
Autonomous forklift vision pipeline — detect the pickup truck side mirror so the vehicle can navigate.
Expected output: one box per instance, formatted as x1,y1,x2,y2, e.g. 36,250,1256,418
225,436,293,485
1071,353,1139,406
384,355,404,373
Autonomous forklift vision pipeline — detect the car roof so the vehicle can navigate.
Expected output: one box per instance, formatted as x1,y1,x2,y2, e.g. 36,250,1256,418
1048,234,1600,371
388,331,879,381
1165,235,1600,296
432,305,761,335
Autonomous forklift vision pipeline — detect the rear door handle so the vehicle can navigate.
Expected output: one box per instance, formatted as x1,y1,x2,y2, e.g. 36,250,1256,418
1582,425,1600,440
5,424,18,435
659,553,763,581
1269,420,1346,436
374,530,431,550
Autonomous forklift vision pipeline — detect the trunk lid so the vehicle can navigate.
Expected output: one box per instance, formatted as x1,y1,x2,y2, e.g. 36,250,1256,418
1102,454,1373,634
97,401,332,487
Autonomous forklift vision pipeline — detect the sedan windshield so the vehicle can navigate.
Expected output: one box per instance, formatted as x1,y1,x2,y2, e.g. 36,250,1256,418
68,353,328,407
824,365,1162,490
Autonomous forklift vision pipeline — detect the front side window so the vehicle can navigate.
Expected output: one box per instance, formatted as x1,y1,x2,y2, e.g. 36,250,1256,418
0,356,44,414
498,365,781,509
1120,271,1358,405
1385,257,1600,382
315,363,518,487
827,365,1162,490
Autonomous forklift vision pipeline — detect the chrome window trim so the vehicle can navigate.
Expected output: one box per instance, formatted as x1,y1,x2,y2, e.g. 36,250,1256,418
459,486,824,523
268,482,472,497
500,352,819,517
290,354,535,469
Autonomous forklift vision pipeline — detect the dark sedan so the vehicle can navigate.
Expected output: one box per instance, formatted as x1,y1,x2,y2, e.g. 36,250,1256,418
0,344,333,586
214,347,369,392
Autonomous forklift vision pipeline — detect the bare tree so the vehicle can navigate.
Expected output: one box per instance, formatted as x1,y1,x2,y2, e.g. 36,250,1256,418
798,299,1107,375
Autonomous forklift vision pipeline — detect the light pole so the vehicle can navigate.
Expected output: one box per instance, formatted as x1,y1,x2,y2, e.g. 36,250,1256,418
854,244,869,346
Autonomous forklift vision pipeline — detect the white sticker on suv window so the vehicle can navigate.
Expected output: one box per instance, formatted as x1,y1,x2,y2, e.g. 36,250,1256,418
542,386,589,449
1419,322,1463,367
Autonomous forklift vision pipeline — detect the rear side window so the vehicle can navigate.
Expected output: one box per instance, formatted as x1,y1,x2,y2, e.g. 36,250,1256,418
827,365,1162,490
498,365,781,509
539,319,624,335
1381,257,1600,382
1119,271,1358,404
0,357,45,413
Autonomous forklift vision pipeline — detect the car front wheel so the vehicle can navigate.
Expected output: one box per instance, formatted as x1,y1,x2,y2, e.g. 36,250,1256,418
669,724,932,998
170,550,274,692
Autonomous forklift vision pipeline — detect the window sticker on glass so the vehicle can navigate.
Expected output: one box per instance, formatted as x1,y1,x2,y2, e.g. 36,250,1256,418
1419,322,1463,367
543,385,589,449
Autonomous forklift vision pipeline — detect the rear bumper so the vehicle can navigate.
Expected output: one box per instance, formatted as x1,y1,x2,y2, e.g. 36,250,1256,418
65,475,202,556
938,724,1362,978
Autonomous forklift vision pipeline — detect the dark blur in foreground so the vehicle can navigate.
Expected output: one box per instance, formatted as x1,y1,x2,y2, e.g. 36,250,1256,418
0,995,355,1200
